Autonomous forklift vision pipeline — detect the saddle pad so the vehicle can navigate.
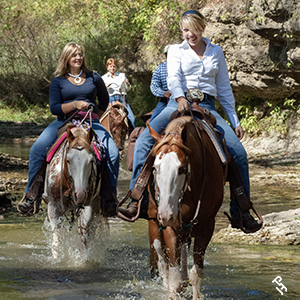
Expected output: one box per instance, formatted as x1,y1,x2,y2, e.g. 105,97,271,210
200,119,227,165
46,131,70,163
46,127,105,163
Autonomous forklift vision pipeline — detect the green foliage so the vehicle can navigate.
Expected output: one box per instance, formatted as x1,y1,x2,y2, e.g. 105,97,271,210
237,98,299,137
0,0,187,120
0,101,55,125
127,76,157,123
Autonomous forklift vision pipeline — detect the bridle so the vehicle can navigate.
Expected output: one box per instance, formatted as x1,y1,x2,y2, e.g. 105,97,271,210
59,108,101,225
99,103,129,137
153,118,206,239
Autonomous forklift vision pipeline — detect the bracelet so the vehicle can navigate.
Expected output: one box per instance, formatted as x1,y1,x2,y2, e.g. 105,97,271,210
74,100,76,109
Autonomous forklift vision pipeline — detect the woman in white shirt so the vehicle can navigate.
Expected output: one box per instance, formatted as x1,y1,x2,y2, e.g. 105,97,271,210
102,58,135,131
118,10,262,234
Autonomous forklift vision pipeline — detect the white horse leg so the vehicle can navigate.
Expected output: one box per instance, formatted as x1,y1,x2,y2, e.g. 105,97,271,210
168,265,182,300
153,239,169,288
47,201,65,259
78,205,91,246
78,205,100,246
190,264,204,300
181,244,189,288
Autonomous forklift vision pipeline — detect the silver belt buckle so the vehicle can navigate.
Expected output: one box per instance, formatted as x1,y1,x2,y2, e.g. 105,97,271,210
186,88,204,102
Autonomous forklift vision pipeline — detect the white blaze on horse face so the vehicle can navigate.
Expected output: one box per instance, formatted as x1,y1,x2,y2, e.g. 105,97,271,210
67,148,94,205
154,151,186,227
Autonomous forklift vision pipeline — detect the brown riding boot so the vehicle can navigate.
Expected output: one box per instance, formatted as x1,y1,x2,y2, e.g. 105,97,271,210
17,193,38,216
117,200,139,219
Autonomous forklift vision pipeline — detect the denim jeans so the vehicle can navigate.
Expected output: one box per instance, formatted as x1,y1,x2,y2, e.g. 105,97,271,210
130,97,250,215
109,95,135,128
149,97,168,122
26,118,119,194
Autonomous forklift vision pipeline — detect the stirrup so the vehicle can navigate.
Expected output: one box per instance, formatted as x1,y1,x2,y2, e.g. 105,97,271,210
224,204,263,234
116,191,142,222
17,193,41,216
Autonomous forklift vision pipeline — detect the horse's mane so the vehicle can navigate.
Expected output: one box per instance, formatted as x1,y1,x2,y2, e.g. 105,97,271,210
152,116,194,154
68,127,93,153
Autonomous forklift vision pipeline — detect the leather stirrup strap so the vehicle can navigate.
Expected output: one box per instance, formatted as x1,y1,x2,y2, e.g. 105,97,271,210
131,150,155,201
117,150,155,221
116,191,143,222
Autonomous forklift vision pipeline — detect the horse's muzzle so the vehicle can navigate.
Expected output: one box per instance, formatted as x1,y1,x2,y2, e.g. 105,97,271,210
75,189,87,206
157,211,175,227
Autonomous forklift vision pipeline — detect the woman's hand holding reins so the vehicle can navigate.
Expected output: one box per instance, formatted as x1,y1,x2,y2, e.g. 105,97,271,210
176,97,190,114
74,100,91,111
61,100,91,114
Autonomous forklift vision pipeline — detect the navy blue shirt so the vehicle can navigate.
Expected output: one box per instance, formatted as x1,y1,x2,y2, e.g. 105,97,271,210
49,72,109,116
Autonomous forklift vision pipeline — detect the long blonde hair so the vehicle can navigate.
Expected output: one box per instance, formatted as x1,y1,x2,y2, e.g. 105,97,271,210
179,12,207,35
54,42,89,77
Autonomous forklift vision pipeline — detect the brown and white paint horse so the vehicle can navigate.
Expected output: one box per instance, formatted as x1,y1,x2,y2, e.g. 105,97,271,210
100,102,128,152
147,116,227,299
42,126,103,259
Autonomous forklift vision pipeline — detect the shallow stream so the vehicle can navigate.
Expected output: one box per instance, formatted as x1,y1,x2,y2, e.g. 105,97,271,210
0,143,299,299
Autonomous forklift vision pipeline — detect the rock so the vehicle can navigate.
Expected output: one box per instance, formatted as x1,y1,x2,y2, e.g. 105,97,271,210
201,0,300,102
212,208,300,245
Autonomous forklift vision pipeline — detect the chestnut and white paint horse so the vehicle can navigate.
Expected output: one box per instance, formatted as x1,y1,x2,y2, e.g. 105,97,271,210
100,101,128,152
42,126,103,258
147,116,227,299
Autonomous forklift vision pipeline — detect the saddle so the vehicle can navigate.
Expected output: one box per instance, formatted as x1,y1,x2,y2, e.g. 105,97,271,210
117,102,224,222
170,101,217,127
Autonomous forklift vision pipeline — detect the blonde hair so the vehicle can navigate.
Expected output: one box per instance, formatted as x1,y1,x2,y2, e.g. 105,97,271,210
54,42,89,77
106,58,118,68
179,12,207,35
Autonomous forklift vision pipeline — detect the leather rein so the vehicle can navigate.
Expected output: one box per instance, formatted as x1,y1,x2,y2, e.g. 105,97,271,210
59,108,101,226
154,114,206,237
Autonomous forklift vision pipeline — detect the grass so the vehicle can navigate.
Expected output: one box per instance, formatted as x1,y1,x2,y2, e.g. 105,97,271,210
0,103,55,126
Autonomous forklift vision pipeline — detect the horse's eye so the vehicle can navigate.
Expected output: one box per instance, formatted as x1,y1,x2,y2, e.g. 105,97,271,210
67,160,70,164
178,166,186,175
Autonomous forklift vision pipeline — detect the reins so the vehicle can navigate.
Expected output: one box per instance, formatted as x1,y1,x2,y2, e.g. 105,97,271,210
59,108,99,228
180,109,206,229
155,109,207,237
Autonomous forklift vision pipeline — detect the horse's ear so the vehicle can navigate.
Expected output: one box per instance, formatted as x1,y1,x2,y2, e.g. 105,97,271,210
147,124,162,142
181,126,188,144
87,127,95,143
67,126,75,142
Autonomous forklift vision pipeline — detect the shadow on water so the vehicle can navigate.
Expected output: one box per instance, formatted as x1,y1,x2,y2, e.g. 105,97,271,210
0,143,300,299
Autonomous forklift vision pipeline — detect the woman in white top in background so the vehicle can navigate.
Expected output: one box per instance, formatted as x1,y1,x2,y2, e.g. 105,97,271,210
102,58,135,131
118,10,262,234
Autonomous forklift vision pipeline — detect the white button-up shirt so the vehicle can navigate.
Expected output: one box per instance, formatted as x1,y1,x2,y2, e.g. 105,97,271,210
102,71,131,96
167,37,240,128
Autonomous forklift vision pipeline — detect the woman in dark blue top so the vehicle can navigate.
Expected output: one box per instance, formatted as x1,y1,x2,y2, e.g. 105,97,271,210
18,42,119,215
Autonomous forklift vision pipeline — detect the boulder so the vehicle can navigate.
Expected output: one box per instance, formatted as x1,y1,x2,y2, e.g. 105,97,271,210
201,0,300,102
212,208,300,245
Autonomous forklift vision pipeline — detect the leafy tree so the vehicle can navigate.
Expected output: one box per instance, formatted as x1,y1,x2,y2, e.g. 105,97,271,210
0,0,190,118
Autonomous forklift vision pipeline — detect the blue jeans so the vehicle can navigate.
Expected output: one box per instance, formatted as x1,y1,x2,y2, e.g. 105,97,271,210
109,95,135,128
150,97,168,122
130,98,250,215
26,118,119,194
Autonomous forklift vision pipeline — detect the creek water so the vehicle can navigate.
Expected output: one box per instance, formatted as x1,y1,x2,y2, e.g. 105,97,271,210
0,143,299,300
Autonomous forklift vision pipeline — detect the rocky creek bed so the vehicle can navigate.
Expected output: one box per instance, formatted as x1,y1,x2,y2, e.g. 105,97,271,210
0,120,300,244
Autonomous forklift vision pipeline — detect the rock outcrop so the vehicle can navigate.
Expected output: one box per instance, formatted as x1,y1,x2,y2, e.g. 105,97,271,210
212,207,300,245
201,0,300,102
